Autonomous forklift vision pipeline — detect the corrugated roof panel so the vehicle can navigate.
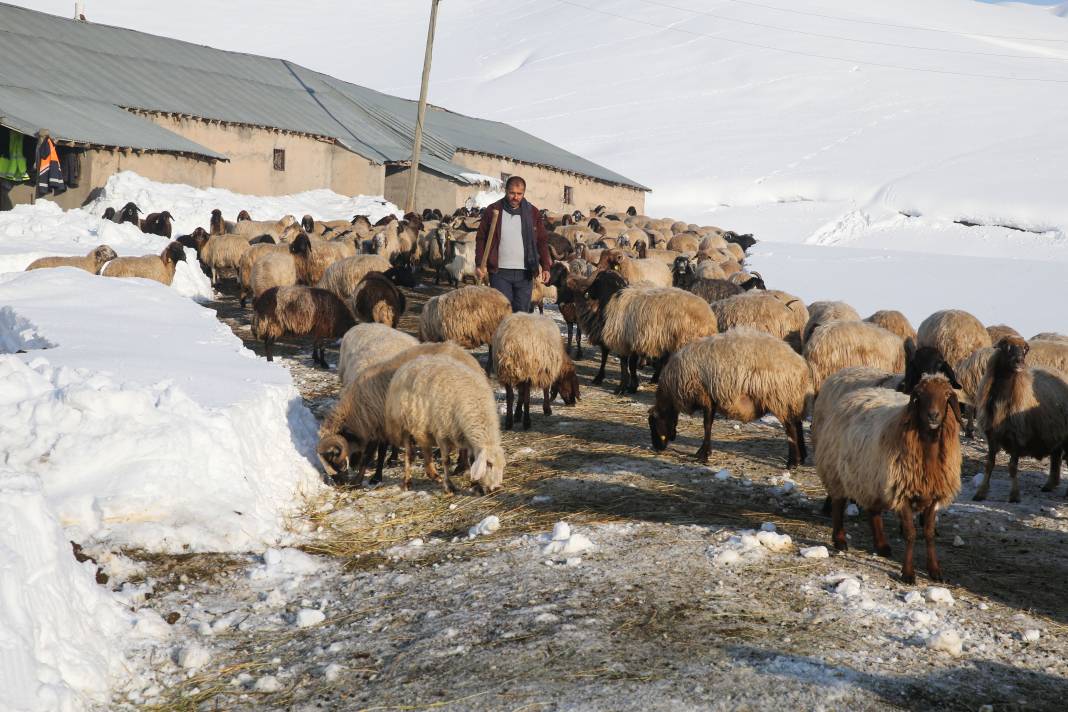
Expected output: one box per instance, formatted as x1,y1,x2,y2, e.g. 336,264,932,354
0,2,647,191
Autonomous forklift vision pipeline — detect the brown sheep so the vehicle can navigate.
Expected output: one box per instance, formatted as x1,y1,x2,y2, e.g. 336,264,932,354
419,285,511,371
802,300,860,345
864,310,916,345
101,242,186,285
251,285,356,367
917,309,991,370
973,336,1068,503
140,211,173,238
803,320,907,393
351,272,406,328
987,324,1021,344
26,245,117,274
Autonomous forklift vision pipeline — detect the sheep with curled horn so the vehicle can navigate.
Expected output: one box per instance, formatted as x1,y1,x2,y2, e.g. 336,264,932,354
26,245,118,275
817,374,963,583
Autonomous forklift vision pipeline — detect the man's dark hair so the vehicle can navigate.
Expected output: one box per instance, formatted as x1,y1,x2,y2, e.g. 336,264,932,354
505,175,526,190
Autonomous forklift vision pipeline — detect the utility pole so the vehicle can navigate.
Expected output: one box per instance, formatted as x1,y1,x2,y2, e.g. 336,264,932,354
405,0,440,214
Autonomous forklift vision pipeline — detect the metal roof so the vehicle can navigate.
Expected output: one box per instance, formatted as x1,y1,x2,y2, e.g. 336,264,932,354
0,2,648,190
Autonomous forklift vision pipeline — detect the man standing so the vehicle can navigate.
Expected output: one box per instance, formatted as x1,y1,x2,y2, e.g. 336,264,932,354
475,176,552,313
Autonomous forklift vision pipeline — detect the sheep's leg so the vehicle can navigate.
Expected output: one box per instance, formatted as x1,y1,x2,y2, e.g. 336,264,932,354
421,439,441,486
388,446,399,466
695,406,714,462
575,327,583,360
830,498,848,551
1041,447,1062,492
350,447,371,487
964,405,975,439
592,347,609,384
538,302,544,315
452,449,469,477
923,504,942,582
973,441,999,501
899,500,917,584
401,441,414,491
264,338,274,362
485,345,494,376
784,419,801,470
1008,453,1021,504
504,384,515,430
650,354,666,384
821,496,832,517
626,354,640,394
566,323,574,353
613,355,629,395
370,443,388,486
542,387,552,416
521,382,532,430
438,444,457,495
868,509,892,558
795,418,808,464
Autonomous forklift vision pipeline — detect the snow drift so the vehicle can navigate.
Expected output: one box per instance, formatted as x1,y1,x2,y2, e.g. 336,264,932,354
0,268,324,552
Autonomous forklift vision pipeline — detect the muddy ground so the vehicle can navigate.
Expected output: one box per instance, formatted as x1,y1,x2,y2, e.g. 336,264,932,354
115,277,1068,711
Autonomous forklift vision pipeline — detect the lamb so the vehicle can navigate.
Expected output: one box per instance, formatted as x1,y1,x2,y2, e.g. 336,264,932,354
648,328,812,467
492,312,580,429
25,244,117,274
817,374,962,583
864,310,916,345
973,336,1068,502
140,211,173,238
419,285,511,357
987,324,1020,344
385,354,506,494
351,272,406,328
318,341,480,486
249,233,315,301
586,270,718,394
209,208,236,236
251,285,356,366
317,254,392,301
337,323,418,386
803,320,907,392
708,292,805,351
916,309,991,370
101,242,186,285
802,301,861,345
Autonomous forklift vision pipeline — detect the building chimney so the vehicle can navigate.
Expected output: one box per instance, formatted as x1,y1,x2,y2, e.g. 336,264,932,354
74,1,86,21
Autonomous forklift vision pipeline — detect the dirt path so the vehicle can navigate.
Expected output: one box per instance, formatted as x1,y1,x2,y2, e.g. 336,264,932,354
124,279,1068,711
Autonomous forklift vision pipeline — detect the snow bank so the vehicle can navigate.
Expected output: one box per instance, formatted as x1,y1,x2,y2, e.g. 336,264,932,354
82,170,401,237
0,269,324,552
0,466,130,712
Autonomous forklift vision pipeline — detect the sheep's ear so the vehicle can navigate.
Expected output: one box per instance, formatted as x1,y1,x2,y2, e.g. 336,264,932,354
941,363,962,390
948,391,964,426
470,450,489,482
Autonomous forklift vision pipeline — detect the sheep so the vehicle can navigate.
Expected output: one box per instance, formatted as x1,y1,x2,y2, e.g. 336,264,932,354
251,285,356,366
723,231,758,251
803,320,907,392
802,301,861,345
596,248,672,287
199,233,257,285
635,241,682,268
337,323,418,386
351,272,406,328
371,220,416,263
817,374,962,583
249,233,315,301
973,336,1068,503
648,329,811,468
666,233,700,253
316,254,392,301
101,242,186,285
708,292,806,352
101,207,116,221
986,324,1020,344
1028,338,1068,375
239,242,288,307
587,270,718,394
139,211,173,238
231,214,297,240
175,228,210,261
237,210,251,221
443,234,478,287
547,232,575,261
1032,332,1068,344
492,312,580,430
210,208,237,236
864,310,916,345
418,286,511,359
956,346,995,438
384,354,506,494
26,244,117,274
114,202,141,225
698,233,728,252
318,341,480,486
306,235,357,284
419,226,451,283
547,262,587,357
916,309,991,370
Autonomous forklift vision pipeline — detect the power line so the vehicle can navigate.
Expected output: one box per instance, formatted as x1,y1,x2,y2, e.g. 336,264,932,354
634,0,1068,61
719,0,1068,44
556,0,1068,84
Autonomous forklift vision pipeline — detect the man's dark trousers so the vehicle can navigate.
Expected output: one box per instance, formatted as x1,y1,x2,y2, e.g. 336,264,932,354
490,268,532,313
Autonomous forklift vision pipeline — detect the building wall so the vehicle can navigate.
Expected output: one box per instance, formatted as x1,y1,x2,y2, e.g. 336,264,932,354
2,148,215,211
454,151,646,215
383,167,461,213
145,115,382,197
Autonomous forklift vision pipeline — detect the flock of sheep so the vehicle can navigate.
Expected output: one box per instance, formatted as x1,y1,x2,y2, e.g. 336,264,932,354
23,201,1068,586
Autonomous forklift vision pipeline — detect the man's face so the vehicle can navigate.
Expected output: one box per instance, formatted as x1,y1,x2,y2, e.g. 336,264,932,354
507,182,525,208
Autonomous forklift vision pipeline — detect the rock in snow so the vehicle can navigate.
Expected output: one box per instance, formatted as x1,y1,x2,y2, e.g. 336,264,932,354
177,643,212,670
296,609,326,628
925,587,955,606
800,546,829,559
469,515,501,538
541,522,595,557
927,629,963,657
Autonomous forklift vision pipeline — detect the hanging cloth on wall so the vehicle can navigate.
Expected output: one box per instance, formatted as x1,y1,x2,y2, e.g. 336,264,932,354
35,134,66,197
0,129,29,181
60,147,82,188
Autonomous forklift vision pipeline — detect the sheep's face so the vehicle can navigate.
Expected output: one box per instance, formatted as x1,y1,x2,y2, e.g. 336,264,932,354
903,347,962,392
237,210,251,222
995,335,1029,374
94,245,118,263
908,375,962,435
316,434,351,480
386,265,417,288
165,242,187,264
470,446,505,493
301,215,315,233
372,234,386,254
290,234,312,257
648,407,678,451
551,366,581,406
